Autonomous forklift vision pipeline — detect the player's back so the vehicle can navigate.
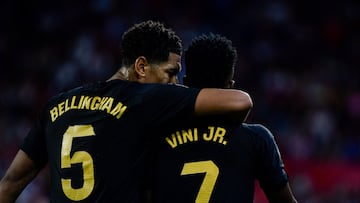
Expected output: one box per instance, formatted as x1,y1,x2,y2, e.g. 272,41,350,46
150,122,288,203
22,80,199,202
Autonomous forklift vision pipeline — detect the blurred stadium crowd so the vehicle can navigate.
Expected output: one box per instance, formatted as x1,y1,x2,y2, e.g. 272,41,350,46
0,0,359,202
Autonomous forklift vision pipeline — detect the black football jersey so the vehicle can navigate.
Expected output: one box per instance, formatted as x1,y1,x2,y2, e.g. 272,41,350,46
21,80,200,202
150,123,288,203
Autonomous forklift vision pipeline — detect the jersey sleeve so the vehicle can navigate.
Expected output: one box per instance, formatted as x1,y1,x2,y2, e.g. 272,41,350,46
141,84,201,126
20,110,48,168
252,124,288,192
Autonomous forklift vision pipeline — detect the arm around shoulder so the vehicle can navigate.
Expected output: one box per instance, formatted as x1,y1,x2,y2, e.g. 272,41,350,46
194,88,253,122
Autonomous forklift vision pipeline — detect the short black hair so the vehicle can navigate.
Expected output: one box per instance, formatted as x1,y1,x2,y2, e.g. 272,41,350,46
185,33,237,88
121,20,182,67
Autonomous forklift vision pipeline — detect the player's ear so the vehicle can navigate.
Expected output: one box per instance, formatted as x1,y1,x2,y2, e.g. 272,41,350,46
134,56,148,77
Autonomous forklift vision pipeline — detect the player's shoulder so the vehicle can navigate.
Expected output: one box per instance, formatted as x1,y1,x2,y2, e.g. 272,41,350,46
240,123,274,140
48,80,128,99
47,83,92,102
45,80,197,106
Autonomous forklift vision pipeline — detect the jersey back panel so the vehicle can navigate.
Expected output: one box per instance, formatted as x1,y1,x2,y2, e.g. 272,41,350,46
21,80,199,202
150,123,288,203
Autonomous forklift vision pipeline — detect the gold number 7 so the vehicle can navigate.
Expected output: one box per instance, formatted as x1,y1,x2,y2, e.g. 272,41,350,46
181,160,219,203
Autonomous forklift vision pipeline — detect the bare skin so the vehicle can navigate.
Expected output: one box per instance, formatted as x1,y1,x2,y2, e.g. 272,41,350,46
0,150,40,203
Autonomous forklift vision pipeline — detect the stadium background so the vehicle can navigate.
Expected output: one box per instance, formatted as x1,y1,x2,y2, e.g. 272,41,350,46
0,0,359,202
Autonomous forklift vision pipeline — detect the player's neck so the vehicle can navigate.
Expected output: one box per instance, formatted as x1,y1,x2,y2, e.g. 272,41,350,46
107,67,129,81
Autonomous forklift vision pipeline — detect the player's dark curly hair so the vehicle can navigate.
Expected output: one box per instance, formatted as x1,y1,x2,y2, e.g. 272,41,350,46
185,33,237,88
121,20,182,67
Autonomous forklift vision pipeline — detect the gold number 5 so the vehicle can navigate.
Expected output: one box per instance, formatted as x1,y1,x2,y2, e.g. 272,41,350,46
181,160,219,203
61,125,95,201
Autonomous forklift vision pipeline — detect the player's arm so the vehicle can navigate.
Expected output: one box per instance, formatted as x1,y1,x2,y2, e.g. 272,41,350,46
250,124,297,203
194,88,252,121
0,150,41,203
265,183,298,203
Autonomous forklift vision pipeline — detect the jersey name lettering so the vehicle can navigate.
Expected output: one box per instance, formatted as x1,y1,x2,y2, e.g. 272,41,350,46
165,126,227,149
49,95,127,122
